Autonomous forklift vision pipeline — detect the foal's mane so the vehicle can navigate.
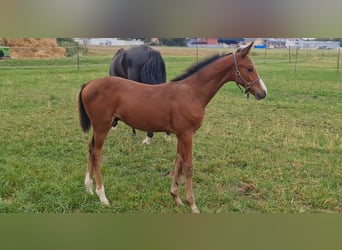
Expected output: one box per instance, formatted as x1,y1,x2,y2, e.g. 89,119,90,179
171,53,231,82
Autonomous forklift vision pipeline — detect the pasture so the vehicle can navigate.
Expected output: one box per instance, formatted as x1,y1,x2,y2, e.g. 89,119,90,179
0,47,341,213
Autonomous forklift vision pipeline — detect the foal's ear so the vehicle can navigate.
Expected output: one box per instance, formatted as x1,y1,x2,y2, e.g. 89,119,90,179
241,42,254,57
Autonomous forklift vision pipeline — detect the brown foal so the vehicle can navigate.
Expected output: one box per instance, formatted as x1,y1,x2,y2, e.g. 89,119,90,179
78,43,267,213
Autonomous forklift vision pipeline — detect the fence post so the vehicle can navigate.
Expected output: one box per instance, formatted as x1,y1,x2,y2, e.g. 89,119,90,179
76,46,80,70
196,43,198,62
294,47,299,72
264,47,266,64
337,47,340,73
288,46,291,63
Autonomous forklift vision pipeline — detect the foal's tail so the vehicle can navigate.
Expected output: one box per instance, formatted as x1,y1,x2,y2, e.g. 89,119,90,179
78,83,91,132
141,51,166,84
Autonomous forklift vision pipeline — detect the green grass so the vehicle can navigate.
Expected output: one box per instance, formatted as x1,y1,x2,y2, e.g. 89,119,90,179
0,49,341,213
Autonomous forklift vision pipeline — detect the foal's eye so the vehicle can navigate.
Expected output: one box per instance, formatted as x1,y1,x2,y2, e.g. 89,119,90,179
247,66,253,73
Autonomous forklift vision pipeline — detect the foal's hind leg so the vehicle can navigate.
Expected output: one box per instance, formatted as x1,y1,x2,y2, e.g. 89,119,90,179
85,137,95,195
86,127,111,206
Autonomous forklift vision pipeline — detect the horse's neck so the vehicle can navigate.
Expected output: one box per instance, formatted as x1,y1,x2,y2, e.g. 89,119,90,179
189,55,235,107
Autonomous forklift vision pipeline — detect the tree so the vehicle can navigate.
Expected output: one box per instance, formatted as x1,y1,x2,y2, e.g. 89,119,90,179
56,38,87,57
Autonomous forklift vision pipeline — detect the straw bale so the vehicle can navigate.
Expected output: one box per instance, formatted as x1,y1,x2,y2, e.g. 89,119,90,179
5,38,66,58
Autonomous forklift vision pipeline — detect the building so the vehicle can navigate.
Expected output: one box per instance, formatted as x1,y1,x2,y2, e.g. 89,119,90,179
74,38,144,46
186,38,245,47
281,38,339,49
265,38,287,48
251,38,340,49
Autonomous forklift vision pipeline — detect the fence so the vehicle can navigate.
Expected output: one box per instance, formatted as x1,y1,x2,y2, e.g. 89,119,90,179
0,45,341,73
255,46,341,73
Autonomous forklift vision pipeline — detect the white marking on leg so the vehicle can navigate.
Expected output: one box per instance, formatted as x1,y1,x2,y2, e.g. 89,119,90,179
84,172,94,195
259,78,267,94
164,134,171,142
142,137,151,145
173,195,184,206
96,185,110,206
191,204,200,213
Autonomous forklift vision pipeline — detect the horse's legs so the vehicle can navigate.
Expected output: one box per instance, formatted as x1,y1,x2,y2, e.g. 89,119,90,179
142,132,171,145
86,128,110,206
176,132,199,213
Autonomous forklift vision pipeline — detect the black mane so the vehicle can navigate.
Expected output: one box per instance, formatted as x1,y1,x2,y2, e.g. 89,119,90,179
171,53,230,82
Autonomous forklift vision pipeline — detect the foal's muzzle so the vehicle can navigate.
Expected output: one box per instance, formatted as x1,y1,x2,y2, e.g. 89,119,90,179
254,92,266,100
253,78,267,100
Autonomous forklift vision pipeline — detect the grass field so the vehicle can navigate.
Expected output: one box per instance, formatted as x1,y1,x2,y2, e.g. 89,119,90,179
0,47,341,213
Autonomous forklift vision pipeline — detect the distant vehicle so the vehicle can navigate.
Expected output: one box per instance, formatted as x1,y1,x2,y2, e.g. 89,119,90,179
318,45,331,49
254,44,266,49
0,46,11,59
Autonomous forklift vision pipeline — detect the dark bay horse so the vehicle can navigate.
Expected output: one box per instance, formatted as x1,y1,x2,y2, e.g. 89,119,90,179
78,43,267,213
109,45,170,145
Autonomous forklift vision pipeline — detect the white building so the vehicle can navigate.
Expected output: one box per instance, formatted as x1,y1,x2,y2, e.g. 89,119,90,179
74,38,144,46
285,39,340,49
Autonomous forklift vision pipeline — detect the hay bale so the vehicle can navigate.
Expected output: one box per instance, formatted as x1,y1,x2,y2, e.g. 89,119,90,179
6,38,66,59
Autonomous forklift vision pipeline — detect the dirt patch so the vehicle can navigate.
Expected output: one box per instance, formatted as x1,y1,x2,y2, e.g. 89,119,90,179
238,182,258,195
5,38,66,59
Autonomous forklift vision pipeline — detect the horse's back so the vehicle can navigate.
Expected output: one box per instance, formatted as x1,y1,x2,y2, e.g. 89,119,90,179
110,45,165,84
125,45,161,68
84,76,149,99
81,77,129,123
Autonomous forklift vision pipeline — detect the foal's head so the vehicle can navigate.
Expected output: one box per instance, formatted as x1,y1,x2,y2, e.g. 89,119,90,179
233,43,267,100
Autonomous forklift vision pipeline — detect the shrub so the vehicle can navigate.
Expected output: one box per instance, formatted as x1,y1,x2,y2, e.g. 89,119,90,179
57,38,88,57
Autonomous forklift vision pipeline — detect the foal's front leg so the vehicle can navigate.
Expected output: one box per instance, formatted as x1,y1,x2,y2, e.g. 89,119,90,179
171,133,200,213
181,134,200,213
170,152,184,206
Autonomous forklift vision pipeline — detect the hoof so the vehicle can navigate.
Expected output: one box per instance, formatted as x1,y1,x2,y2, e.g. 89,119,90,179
100,199,110,206
191,204,200,213
85,186,94,195
164,135,171,142
175,198,184,206
171,192,184,206
96,186,109,206
142,137,151,145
